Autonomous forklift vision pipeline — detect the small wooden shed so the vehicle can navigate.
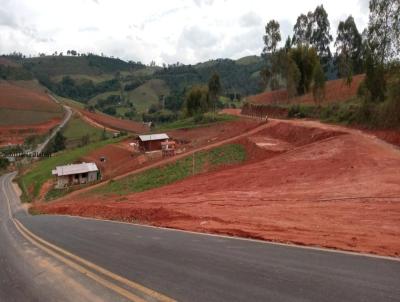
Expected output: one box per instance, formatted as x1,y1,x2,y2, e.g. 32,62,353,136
138,134,169,152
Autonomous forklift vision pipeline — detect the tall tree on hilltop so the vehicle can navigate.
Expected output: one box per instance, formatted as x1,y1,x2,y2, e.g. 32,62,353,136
208,72,221,116
309,5,333,71
261,20,282,91
289,45,319,95
292,6,333,71
335,16,363,85
292,13,312,45
262,20,282,54
368,0,400,64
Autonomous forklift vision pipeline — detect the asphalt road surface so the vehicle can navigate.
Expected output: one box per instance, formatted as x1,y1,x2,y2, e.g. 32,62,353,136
35,99,72,154
1,173,399,302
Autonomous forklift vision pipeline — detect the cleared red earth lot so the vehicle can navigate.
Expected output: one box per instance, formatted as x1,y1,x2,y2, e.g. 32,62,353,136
35,119,400,257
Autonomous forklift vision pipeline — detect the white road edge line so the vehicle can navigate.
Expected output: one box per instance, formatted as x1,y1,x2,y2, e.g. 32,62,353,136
56,213,400,263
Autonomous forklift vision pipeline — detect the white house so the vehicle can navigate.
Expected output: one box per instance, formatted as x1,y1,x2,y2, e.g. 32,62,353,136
52,162,99,189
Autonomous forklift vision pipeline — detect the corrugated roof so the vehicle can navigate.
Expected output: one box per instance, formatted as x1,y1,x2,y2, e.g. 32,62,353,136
52,162,98,176
138,133,169,142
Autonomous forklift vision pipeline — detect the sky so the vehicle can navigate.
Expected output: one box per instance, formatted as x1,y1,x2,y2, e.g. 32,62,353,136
0,0,370,65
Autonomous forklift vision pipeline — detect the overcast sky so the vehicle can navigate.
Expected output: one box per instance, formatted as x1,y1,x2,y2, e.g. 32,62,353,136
0,0,369,64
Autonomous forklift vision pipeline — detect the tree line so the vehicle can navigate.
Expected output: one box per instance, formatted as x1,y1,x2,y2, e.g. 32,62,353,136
261,0,399,108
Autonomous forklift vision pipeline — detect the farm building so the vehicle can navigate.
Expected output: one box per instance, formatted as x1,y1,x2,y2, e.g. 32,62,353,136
138,133,169,152
52,162,99,189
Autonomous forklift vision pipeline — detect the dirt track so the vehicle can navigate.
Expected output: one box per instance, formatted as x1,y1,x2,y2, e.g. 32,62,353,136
35,119,400,257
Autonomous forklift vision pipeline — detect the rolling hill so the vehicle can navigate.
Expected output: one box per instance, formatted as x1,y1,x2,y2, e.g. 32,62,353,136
0,80,64,146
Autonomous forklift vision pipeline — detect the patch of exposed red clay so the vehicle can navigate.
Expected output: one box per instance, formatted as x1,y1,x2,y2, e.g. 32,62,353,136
0,118,61,147
168,119,261,149
0,81,60,112
249,74,365,105
81,140,149,179
35,119,400,257
38,179,54,201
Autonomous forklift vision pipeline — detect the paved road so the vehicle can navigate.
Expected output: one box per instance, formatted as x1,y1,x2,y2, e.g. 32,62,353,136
1,173,400,302
35,97,72,154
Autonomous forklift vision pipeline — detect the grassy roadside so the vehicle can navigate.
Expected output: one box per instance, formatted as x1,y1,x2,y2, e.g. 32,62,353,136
18,137,122,202
92,143,246,196
156,113,238,131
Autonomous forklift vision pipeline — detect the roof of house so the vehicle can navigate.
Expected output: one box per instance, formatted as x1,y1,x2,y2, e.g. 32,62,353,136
138,133,169,142
52,162,98,176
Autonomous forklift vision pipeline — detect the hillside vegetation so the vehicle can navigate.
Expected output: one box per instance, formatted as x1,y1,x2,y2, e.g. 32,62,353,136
2,54,266,124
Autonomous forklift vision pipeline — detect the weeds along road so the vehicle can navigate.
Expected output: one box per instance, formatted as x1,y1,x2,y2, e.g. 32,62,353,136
1,173,399,302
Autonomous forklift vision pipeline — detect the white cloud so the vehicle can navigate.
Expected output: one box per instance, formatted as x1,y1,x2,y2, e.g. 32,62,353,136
240,12,262,28
0,0,369,64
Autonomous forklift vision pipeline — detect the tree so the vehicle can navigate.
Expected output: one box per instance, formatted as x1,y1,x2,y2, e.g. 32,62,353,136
289,45,319,95
262,20,282,91
309,5,333,70
262,20,282,54
284,36,292,52
312,60,326,104
48,132,66,153
335,16,363,85
364,48,386,102
368,0,400,64
284,53,301,98
0,157,10,170
292,13,312,45
184,85,210,117
208,72,221,115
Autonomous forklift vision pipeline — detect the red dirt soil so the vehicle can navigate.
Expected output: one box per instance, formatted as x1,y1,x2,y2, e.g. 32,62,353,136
0,81,60,112
249,74,365,105
168,119,261,149
0,81,63,146
81,140,148,179
77,109,148,133
35,119,400,257
0,118,62,146
80,119,262,180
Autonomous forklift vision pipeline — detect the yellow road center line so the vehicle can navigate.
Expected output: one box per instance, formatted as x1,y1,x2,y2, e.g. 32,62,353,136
13,219,148,302
2,174,176,302
15,219,176,302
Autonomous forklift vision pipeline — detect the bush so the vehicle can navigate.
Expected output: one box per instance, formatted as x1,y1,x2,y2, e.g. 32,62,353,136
0,157,10,170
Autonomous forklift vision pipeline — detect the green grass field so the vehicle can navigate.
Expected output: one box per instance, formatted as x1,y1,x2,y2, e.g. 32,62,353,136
92,143,246,196
87,79,169,116
18,137,122,202
126,79,169,113
62,113,109,147
156,113,238,131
